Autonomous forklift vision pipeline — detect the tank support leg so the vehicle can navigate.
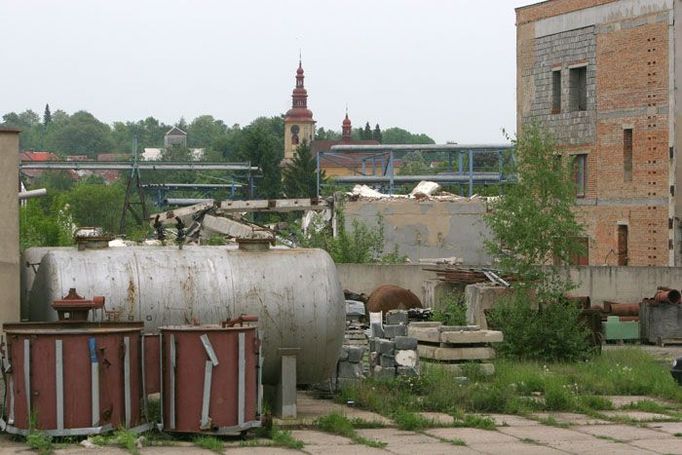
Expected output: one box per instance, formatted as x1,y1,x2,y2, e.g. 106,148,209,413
275,348,299,419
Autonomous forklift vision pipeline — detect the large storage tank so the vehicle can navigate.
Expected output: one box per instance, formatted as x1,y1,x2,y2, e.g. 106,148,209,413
27,245,345,385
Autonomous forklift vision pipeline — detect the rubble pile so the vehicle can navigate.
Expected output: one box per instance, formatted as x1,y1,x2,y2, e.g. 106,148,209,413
368,310,420,379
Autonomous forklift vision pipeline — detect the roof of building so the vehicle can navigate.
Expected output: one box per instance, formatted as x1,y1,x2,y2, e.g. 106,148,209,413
19,151,59,161
166,126,187,136
97,153,130,161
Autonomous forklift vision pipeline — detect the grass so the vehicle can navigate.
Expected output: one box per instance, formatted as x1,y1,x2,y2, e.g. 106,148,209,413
452,414,496,430
450,438,467,446
193,435,224,453
535,416,570,428
316,412,387,448
26,432,53,455
271,428,304,449
112,428,142,455
337,348,682,421
622,400,669,414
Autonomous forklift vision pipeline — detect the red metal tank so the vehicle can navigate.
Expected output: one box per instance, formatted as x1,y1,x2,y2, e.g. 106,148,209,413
1,321,145,436
160,316,261,434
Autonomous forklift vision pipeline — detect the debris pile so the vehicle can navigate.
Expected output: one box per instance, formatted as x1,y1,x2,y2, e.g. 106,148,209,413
408,321,502,376
424,265,511,286
368,310,420,379
346,181,487,202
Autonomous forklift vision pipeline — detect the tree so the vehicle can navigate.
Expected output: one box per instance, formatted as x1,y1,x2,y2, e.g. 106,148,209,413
485,124,591,362
45,111,114,157
372,124,382,143
282,141,325,198
63,182,126,234
2,110,42,149
43,104,52,126
315,127,341,141
363,122,372,140
398,151,430,175
235,120,282,198
187,115,227,148
382,127,435,145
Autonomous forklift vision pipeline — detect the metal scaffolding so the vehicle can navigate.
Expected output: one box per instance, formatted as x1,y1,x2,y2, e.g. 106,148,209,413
316,144,515,196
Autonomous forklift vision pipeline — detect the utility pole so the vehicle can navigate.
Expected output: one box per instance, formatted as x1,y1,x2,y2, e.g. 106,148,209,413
119,136,148,234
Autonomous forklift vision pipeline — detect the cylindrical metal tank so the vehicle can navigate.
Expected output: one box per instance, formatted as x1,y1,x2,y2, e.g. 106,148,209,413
1,321,145,436
27,245,345,385
160,320,261,434
21,247,71,321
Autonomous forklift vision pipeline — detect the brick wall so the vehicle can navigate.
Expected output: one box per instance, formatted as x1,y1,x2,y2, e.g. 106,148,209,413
516,0,617,25
517,0,673,266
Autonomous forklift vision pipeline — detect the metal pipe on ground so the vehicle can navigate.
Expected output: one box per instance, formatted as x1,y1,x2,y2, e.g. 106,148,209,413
608,303,639,317
18,188,47,200
654,289,681,304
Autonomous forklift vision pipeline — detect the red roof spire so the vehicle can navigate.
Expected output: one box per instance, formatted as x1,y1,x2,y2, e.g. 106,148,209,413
285,58,313,120
342,109,352,143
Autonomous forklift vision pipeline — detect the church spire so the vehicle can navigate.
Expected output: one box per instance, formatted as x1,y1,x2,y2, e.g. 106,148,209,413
342,109,352,143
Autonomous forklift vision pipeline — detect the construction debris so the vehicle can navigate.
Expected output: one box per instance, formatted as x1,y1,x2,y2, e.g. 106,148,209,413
425,265,512,286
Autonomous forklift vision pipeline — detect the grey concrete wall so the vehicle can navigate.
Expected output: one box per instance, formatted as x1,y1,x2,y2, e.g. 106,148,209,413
337,263,682,307
343,198,493,264
0,129,20,326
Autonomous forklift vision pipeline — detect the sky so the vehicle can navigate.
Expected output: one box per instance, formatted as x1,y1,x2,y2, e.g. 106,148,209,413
0,0,535,144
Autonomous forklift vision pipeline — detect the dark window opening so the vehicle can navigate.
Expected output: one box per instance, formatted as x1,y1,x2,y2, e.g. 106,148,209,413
551,70,562,114
617,225,628,266
569,66,587,111
573,154,587,197
624,128,633,182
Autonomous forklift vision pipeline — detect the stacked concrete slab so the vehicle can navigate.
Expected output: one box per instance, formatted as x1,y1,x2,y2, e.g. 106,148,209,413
408,321,503,375
336,345,366,388
369,310,420,379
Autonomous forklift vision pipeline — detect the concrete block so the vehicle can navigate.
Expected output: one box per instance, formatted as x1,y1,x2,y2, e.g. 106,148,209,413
394,336,418,350
386,310,408,325
407,325,441,343
397,366,419,377
383,324,407,339
408,321,442,328
338,361,364,379
370,322,384,338
338,348,349,362
464,284,514,329
368,338,377,352
372,365,395,380
439,330,504,345
440,325,480,332
346,345,365,363
380,354,396,368
395,349,418,368
376,339,395,355
417,345,495,361
422,362,495,376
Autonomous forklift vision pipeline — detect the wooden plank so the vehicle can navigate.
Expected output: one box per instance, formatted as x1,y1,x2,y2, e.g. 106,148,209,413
407,325,441,343
440,330,503,345
418,345,495,361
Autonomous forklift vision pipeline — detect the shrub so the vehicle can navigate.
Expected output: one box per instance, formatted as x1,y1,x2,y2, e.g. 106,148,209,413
489,290,594,362
432,291,466,326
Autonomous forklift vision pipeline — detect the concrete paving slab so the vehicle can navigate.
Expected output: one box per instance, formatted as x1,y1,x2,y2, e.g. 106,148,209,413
384,442,480,455
573,424,670,441
468,442,565,454
498,425,595,443
548,439,658,455
648,421,682,435
225,447,304,454
280,392,392,427
630,438,682,455
531,412,609,425
54,449,130,455
302,444,390,455
354,429,438,446
418,412,455,426
605,395,671,408
601,410,672,421
290,430,353,445
142,449,215,455
425,427,517,444
477,413,539,426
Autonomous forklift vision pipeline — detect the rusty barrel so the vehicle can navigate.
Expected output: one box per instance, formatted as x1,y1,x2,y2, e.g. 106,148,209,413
654,289,681,305
1,322,145,436
160,322,261,434
608,303,639,317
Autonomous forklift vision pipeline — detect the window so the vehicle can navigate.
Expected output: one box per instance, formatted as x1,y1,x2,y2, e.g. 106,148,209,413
573,154,587,197
623,128,633,182
617,225,628,266
569,66,587,111
569,237,589,266
551,70,562,114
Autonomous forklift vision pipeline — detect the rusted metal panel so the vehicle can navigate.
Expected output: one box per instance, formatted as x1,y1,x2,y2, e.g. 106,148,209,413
2,322,145,435
160,325,261,434
28,246,345,385
143,334,161,395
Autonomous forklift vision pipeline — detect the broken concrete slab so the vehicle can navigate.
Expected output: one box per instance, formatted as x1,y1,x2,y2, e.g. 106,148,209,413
395,349,418,367
407,325,441,343
202,214,271,239
383,324,407,339
394,336,418,350
417,345,495,361
439,330,503,344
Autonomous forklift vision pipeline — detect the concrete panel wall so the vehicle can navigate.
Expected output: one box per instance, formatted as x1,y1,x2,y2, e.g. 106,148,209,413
337,263,682,307
343,198,493,265
0,129,20,326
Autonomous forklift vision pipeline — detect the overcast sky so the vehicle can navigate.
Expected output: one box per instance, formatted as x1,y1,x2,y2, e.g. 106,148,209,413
1,0,534,144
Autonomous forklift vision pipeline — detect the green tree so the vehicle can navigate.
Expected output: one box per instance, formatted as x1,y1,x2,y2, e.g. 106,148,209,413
315,127,341,141
363,122,372,140
398,151,430,175
45,111,114,157
63,182,125,234
235,120,282,198
19,199,73,250
382,127,435,145
282,141,325,198
187,115,227,148
43,104,52,126
485,124,591,362
372,124,382,143
2,110,42,149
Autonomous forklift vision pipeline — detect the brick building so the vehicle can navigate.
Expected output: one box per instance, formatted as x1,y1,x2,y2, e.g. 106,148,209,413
517,0,681,266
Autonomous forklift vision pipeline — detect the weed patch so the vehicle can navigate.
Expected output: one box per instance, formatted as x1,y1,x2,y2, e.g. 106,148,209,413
193,435,223,453
316,412,387,448
271,428,304,450
26,432,53,455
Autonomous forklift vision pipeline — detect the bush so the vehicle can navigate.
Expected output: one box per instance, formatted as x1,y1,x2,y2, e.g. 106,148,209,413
488,290,594,362
432,291,466,326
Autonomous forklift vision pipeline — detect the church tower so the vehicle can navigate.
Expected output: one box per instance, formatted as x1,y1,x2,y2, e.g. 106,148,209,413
341,112,352,143
283,59,316,160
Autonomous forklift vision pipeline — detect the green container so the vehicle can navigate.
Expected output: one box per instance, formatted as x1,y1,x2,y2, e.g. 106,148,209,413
602,316,640,341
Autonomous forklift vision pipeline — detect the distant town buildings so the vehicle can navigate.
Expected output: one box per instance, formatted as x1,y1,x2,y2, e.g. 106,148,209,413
517,0,679,267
